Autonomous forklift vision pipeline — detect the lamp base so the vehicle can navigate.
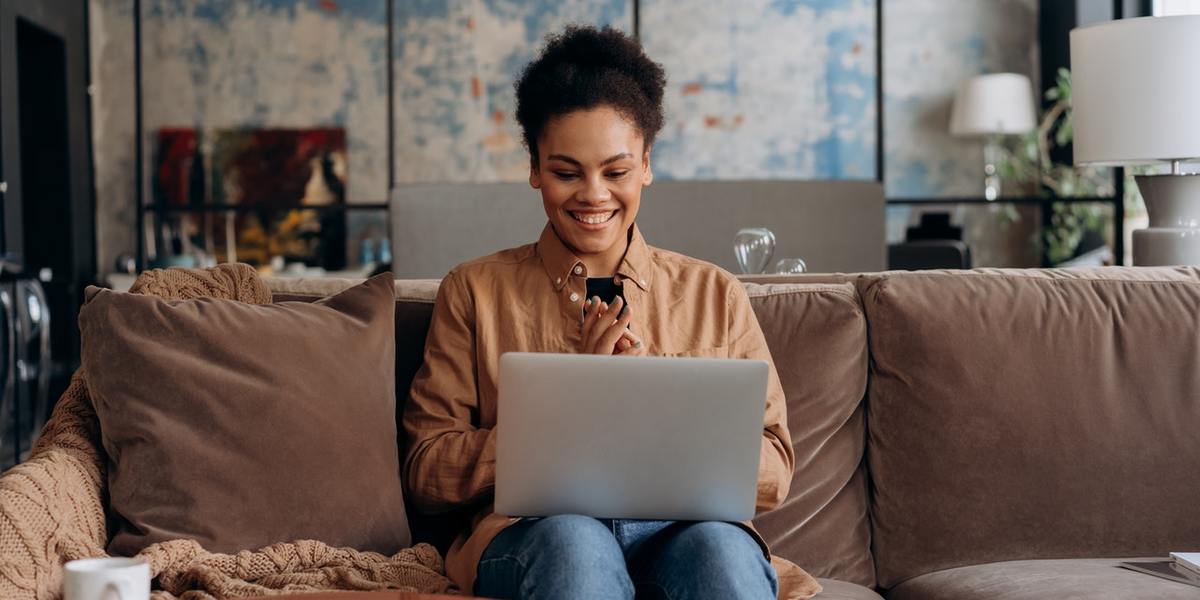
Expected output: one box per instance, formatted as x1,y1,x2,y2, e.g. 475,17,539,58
983,136,1001,201
1132,174,1200,266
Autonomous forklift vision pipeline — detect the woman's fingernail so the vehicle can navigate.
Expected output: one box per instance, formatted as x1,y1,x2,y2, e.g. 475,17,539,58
634,340,643,348
620,305,629,317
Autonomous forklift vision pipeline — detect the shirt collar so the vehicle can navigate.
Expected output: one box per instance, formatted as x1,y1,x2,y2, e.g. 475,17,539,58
536,222,654,292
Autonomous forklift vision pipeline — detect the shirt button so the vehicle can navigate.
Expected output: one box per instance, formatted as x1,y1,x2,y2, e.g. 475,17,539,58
569,292,580,302
573,265,583,275
640,279,647,286
555,277,562,285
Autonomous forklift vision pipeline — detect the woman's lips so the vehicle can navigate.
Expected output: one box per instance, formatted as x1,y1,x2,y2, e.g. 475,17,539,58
567,209,619,230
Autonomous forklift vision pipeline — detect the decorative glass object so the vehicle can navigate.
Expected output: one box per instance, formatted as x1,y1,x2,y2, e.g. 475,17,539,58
773,258,808,274
733,228,776,274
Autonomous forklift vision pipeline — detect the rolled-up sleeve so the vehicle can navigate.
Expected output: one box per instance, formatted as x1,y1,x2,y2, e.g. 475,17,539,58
402,271,497,514
727,282,795,512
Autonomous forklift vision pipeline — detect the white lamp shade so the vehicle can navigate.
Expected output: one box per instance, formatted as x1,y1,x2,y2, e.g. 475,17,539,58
949,73,1037,137
1071,15,1200,166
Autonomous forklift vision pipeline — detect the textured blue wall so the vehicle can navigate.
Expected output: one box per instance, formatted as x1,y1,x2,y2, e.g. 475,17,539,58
94,0,1036,193
90,0,1040,272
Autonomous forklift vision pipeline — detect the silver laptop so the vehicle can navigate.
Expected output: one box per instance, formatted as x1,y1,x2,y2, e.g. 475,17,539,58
495,352,768,522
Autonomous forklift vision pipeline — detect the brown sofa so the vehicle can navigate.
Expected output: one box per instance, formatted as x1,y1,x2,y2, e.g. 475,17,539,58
3,266,1198,599
273,266,1200,599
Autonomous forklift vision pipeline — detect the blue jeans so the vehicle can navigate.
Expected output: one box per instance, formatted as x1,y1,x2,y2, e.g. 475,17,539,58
475,515,777,600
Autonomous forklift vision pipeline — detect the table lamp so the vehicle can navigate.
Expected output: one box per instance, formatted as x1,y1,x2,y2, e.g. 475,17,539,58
950,73,1036,200
1071,15,1200,266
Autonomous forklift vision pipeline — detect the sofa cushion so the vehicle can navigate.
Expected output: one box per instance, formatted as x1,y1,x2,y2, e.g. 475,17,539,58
81,273,411,556
886,558,1200,600
814,578,884,600
859,267,1200,588
269,276,455,549
748,282,874,587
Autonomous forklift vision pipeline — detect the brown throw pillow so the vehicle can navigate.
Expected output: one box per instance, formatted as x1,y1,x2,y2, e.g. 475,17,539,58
80,272,410,556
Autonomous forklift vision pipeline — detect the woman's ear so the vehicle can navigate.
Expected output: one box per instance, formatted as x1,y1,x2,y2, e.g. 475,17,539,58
642,145,654,186
529,161,542,189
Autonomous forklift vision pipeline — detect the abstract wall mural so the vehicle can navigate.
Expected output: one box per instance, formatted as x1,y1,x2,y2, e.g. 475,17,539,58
392,0,634,183
137,0,388,202
90,0,1044,273
641,0,877,180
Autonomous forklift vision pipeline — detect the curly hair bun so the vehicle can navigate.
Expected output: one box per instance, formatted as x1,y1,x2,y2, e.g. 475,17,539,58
515,25,667,161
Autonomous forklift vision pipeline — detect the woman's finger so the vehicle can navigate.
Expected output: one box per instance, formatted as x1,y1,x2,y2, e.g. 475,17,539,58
585,296,624,352
580,296,602,343
590,300,610,345
583,299,610,353
615,326,644,355
620,327,643,348
594,301,634,354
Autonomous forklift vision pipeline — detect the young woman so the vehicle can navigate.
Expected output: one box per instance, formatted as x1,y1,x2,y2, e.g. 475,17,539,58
402,26,814,600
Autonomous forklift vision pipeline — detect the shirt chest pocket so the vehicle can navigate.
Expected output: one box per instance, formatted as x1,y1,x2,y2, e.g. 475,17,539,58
661,345,729,359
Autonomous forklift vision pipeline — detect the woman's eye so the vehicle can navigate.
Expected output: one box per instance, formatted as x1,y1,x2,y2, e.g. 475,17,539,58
606,170,629,179
553,172,579,180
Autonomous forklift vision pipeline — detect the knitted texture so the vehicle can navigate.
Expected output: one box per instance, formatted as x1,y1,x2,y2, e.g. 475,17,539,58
143,539,450,600
0,264,452,599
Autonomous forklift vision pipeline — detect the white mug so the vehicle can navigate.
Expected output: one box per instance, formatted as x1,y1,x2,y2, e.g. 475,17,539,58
63,557,150,600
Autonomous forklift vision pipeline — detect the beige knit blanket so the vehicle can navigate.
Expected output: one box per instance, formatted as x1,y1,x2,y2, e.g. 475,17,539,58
0,264,452,599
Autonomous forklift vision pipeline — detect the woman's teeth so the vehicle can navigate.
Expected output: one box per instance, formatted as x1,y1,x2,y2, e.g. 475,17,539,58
570,210,617,225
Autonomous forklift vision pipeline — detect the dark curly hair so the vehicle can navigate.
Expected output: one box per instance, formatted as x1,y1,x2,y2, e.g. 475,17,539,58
515,25,667,163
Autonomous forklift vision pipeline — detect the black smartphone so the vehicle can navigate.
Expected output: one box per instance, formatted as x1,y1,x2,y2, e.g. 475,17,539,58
582,278,626,321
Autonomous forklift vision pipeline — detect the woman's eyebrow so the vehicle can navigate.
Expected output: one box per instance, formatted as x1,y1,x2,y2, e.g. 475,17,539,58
546,152,632,166
601,153,633,165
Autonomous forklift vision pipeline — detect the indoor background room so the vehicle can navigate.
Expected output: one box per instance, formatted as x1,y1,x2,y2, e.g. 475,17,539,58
3,1,1200,599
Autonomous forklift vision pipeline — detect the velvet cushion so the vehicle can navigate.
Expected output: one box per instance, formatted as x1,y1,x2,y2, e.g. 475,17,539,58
81,273,410,556
270,278,457,552
860,268,1200,588
886,557,1200,600
748,282,875,587
812,578,884,600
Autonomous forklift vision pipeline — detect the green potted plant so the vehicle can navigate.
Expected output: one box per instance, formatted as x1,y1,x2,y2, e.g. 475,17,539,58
998,68,1118,265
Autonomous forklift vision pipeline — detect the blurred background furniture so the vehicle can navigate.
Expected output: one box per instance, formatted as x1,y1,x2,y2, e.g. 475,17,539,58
887,212,972,270
949,73,1037,201
1070,14,1200,266
888,241,972,271
0,0,94,469
389,181,886,278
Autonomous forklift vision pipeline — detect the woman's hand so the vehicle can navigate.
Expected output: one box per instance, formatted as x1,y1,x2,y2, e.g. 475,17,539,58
581,296,646,356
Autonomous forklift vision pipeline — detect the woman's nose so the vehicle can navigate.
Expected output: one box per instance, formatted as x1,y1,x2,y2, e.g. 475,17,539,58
577,175,612,204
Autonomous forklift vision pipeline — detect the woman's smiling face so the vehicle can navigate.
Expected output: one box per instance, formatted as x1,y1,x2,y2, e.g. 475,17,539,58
530,105,652,272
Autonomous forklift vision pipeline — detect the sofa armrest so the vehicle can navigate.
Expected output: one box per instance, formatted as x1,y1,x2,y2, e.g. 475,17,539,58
0,373,108,600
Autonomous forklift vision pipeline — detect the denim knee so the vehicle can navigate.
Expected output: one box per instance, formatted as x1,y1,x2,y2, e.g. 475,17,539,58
477,515,633,600
635,521,776,600
674,521,769,567
520,515,624,564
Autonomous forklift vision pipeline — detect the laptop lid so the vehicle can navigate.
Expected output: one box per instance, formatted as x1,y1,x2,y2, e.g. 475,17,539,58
495,352,768,522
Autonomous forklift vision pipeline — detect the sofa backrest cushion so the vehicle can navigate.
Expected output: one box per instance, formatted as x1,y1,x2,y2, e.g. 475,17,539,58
82,273,411,557
860,267,1200,588
270,276,455,548
267,275,877,585
747,282,875,587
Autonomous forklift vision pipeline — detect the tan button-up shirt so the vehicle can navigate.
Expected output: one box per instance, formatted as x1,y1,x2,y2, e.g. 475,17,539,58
402,224,812,597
